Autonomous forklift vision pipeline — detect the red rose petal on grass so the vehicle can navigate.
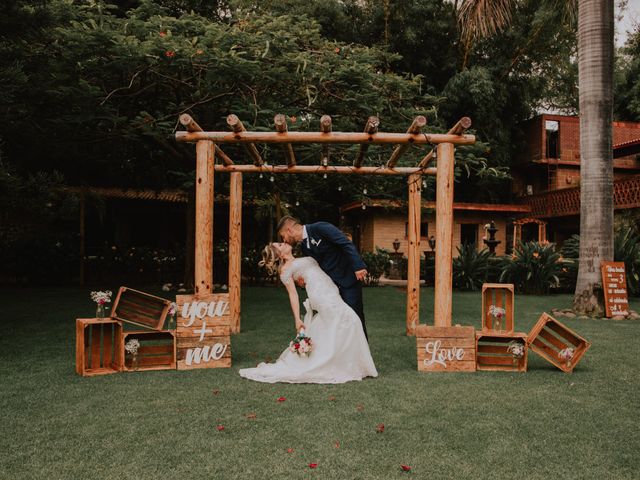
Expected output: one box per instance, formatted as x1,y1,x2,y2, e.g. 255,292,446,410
401,465,411,472
165,50,175,58
308,463,318,469
334,441,340,448
286,448,294,454
215,425,225,431
159,31,166,37
277,396,287,402
334,47,340,53
376,423,385,433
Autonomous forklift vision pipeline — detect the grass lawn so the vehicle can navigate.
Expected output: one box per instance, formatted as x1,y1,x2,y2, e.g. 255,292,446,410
1,285,638,479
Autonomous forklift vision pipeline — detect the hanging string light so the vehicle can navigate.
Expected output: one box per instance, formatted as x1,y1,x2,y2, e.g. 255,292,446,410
295,200,300,206
270,175,275,182
338,185,342,192
323,173,328,179
259,173,263,179
363,187,367,195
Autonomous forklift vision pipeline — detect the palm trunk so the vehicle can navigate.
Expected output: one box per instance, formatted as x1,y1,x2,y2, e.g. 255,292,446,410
573,0,614,316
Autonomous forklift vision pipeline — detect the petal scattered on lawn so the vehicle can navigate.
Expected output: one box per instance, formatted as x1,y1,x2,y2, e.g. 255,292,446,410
401,465,411,472
216,425,225,431
286,448,294,454
308,463,318,469
376,423,385,433
277,396,287,402
327,395,337,401
334,441,340,448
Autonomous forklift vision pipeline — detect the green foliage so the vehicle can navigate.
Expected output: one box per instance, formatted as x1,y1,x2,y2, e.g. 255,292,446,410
452,243,491,291
362,247,391,286
499,241,562,294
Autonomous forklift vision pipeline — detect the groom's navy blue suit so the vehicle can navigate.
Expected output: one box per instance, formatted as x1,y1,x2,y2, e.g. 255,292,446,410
301,222,368,340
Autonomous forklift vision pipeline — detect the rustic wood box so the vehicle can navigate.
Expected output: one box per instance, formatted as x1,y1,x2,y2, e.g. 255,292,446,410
481,283,515,332
76,318,123,376
416,325,476,372
121,330,177,372
112,287,172,330
476,331,528,372
527,313,591,373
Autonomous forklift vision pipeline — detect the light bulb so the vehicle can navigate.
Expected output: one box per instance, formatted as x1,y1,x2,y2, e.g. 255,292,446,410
422,180,427,188
322,158,328,166
295,201,300,206
363,188,367,195
362,204,366,210
338,186,342,192
259,173,263,179
270,176,275,182
323,173,327,179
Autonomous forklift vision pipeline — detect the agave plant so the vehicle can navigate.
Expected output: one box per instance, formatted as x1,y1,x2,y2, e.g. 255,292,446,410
499,241,562,294
452,243,491,291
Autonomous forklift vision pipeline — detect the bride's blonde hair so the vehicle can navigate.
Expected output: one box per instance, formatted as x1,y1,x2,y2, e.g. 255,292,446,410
259,243,282,276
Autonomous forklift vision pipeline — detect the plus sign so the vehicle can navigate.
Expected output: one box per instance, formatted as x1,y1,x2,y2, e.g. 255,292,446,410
194,320,212,341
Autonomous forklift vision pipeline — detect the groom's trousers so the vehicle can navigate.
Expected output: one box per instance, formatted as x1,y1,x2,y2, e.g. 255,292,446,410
338,283,368,341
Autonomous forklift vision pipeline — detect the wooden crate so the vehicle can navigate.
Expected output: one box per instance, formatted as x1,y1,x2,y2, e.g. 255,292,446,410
476,331,528,372
112,286,171,330
527,313,591,373
76,318,123,376
481,283,514,332
121,330,177,372
416,325,476,372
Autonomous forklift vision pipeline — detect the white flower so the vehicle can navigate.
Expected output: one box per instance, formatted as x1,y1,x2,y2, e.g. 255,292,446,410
488,305,506,318
168,302,178,316
162,283,172,291
507,341,525,358
90,290,112,305
558,347,574,360
125,339,140,354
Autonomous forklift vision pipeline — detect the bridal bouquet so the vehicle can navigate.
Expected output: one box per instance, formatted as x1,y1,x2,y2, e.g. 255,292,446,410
289,329,313,357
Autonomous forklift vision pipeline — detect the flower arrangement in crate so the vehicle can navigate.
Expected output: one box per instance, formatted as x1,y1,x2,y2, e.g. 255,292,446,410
507,340,526,367
125,338,141,371
166,302,178,330
558,347,575,370
90,290,112,318
289,329,313,357
488,305,506,331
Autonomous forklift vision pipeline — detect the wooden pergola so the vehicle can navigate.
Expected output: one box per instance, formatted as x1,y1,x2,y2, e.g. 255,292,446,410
175,113,474,336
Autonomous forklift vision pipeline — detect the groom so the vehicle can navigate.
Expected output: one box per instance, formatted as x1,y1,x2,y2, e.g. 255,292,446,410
277,215,369,340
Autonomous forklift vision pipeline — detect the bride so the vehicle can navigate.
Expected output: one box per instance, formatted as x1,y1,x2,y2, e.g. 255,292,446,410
239,242,378,384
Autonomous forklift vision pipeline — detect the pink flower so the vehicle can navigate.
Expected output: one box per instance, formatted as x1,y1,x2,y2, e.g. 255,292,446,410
401,465,411,472
165,50,175,58
159,31,167,37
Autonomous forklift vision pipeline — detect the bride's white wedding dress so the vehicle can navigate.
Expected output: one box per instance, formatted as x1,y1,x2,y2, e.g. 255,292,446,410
239,257,378,384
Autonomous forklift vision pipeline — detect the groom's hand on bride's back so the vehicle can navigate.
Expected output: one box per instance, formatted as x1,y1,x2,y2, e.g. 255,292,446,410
355,269,368,282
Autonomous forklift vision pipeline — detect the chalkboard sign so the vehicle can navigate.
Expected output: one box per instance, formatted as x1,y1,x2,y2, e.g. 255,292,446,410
601,262,629,318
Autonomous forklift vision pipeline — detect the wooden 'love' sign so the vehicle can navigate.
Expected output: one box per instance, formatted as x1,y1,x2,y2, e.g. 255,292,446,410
601,262,629,318
175,293,232,369
416,325,476,372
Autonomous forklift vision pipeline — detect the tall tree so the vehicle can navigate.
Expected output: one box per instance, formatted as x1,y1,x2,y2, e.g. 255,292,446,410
573,0,614,316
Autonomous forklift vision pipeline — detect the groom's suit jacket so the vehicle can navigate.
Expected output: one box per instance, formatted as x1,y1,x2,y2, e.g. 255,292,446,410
301,222,367,289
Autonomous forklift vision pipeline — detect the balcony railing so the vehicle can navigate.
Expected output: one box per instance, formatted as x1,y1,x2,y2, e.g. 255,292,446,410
521,174,640,218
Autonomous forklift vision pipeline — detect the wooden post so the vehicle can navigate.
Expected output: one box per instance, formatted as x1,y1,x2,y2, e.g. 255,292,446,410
226,114,264,166
228,172,242,333
418,117,471,168
354,116,380,167
387,116,427,168
434,142,454,327
406,173,422,335
195,140,215,295
79,190,85,286
320,115,332,165
274,114,296,167
180,113,233,165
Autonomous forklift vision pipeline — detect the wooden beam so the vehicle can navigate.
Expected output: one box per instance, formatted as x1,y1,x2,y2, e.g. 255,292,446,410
387,116,427,168
434,142,455,327
228,172,242,334
195,140,215,295
226,114,264,166
354,116,380,168
180,113,234,165
320,115,332,165
406,173,422,336
176,130,476,146
418,117,471,168
213,164,437,176
274,114,296,167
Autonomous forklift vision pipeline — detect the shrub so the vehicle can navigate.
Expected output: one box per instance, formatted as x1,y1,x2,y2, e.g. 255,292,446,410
452,243,491,291
362,247,391,286
499,241,562,294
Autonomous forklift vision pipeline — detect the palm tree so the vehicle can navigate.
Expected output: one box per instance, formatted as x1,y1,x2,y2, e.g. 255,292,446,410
456,0,614,316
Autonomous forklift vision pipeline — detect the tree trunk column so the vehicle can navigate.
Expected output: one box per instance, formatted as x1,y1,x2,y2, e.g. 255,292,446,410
406,173,421,335
434,142,455,327
195,140,215,295
228,172,242,333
